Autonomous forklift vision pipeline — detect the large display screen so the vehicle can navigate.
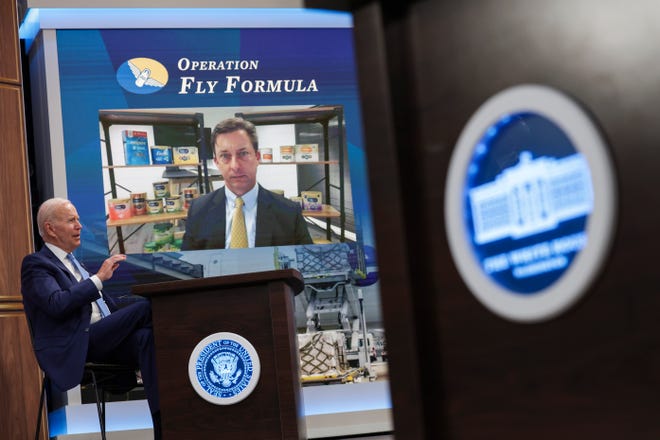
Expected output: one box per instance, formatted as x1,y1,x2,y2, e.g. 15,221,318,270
27,10,389,434
53,27,378,295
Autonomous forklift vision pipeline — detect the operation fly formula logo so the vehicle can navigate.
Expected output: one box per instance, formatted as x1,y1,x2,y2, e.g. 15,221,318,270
116,56,320,96
116,57,169,94
188,332,261,405
176,57,318,95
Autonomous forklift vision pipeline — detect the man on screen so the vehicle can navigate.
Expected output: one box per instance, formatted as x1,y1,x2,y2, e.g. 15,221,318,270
181,117,313,250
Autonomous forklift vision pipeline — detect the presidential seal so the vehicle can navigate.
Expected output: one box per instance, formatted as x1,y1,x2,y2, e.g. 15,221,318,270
188,332,261,405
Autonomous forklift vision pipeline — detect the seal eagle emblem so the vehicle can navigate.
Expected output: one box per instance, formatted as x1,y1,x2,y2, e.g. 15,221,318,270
188,332,261,405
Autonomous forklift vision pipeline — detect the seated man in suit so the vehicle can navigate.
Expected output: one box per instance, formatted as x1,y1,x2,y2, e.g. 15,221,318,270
21,197,161,439
181,116,313,250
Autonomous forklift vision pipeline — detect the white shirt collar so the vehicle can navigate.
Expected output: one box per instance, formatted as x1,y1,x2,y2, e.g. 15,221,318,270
45,242,80,280
225,184,258,209
45,242,71,263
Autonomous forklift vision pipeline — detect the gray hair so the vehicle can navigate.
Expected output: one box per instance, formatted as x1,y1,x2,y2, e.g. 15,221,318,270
36,197,71,237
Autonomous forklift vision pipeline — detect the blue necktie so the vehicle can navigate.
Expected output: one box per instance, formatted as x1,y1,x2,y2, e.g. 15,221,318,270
67,253,112,318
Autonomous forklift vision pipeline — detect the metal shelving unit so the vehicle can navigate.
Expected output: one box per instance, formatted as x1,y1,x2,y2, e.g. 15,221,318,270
99,110,210,254
235,105,347,242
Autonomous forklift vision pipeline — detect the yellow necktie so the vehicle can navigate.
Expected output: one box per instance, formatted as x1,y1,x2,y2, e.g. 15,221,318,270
229,197,248,248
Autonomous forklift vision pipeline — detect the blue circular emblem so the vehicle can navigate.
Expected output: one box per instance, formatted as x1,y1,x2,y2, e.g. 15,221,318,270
464,112,591,294
188,332,260,405
445,85,617,322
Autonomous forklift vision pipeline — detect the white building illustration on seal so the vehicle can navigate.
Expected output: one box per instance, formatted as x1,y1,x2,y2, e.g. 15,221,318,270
469,151,593,245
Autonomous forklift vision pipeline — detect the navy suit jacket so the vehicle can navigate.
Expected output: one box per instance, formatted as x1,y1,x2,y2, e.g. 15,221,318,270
21,246,119,391
181,185,313,250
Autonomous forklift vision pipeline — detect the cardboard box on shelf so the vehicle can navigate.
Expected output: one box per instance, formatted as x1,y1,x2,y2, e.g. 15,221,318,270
301,191,322,211
173,146,199,164
122,130,150,165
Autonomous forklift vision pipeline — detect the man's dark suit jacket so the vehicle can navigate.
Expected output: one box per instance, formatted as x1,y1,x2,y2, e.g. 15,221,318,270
21,246,120,391
181,185,314,250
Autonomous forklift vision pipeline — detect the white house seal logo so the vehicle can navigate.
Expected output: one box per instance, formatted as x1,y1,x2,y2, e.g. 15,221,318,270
188,332,261,405
445,84,617,323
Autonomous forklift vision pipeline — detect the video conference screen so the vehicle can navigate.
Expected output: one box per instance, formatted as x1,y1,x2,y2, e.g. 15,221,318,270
31,12,391,429
53,25,379,308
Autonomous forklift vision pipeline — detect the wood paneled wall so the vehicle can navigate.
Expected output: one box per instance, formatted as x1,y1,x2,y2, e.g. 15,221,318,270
0,1,44,439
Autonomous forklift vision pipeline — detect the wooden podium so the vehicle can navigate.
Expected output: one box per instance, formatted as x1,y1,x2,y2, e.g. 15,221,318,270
132,269,306,439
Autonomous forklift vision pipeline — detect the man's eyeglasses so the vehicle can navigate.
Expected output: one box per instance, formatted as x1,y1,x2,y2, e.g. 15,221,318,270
216,150,254,164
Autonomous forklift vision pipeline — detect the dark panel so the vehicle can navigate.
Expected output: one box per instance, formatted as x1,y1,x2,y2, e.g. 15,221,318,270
351,3,428,439
393,0,660,438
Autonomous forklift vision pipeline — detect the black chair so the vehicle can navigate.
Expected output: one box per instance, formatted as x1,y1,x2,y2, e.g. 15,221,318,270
35,362,141,440
26,310,142,440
